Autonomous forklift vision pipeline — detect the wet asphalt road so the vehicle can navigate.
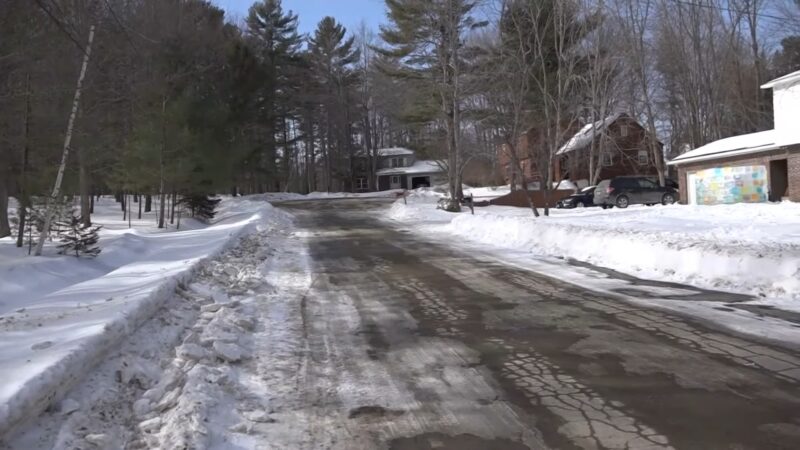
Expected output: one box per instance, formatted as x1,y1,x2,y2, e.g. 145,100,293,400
278,199,800,450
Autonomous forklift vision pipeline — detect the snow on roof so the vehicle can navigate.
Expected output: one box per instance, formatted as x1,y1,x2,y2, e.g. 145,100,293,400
668,129,780,166
761,70,800,89
557,112,623,155
376,159,446,176
376,147,415,157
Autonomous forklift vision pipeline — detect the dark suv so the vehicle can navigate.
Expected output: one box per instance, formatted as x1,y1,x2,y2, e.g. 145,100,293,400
593,176,677,209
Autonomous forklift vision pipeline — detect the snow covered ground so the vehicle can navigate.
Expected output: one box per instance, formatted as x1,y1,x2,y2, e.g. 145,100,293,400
0,195,283,438
2,198,301,449
386,190,800,314
255,186,511,203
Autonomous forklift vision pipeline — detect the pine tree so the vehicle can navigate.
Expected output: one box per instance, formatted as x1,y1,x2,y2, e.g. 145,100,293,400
21,200,47,254
180,195,221,222
246,0,303,191
380,0,484,208
55,211,102,258
308,17,361,191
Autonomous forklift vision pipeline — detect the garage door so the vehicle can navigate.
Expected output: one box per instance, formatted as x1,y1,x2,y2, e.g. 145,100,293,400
688,165,768,205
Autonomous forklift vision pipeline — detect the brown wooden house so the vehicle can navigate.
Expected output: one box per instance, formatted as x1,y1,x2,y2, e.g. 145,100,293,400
498,113,664,189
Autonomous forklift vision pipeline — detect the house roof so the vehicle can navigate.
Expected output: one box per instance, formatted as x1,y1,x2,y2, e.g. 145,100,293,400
761,70,800,89
667,129,780,166
375,147,415,157
557,112,625,155
376,160,446,176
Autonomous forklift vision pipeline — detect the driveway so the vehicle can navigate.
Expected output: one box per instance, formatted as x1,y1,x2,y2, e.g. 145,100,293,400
6,198,799,450
277,198,800,449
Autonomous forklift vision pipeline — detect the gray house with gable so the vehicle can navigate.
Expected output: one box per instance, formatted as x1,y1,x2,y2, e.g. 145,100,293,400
354,148,446,192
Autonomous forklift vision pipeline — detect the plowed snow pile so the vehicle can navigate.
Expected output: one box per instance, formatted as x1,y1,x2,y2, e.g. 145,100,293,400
0,196,282,437
388,190,800,305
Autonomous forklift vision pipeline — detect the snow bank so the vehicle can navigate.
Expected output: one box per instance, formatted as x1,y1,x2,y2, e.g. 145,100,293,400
388,193,800,303
386,189,452,222
463,185,511,200
254,190,403,202
0,195,285,437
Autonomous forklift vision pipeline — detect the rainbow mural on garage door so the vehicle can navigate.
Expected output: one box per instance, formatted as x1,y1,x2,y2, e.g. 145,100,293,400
692,165,768,205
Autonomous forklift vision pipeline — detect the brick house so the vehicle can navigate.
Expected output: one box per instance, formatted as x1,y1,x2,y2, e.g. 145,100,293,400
668,71,800,204
556,113,663,185
498,113,663,189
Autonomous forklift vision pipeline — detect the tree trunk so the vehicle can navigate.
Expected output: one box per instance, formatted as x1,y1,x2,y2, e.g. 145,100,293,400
138,194,142,219
16,199,27,248
170,190,176,225
158,97,167,229
78,144,91,227
35,25,95,256
0,174,10,238
17,72,32,247
145,194,152,213
507,141,539,217
322,133,331,192
363,113,374,191
158,191,166,228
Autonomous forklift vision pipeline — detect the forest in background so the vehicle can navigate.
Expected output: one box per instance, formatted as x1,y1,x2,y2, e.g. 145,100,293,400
1,0,800,239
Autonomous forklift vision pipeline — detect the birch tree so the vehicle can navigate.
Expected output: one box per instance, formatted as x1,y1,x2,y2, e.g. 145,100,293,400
34,25,95,256
582,0,621,185
615,0,665,185
522,0,588,215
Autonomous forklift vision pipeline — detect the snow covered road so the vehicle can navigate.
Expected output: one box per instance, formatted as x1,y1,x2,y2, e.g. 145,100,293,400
4,198,800,449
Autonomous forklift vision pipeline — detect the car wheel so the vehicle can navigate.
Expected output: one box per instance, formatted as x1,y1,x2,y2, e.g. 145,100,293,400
576,202,585,208
662,193,676,205
615,195,629,209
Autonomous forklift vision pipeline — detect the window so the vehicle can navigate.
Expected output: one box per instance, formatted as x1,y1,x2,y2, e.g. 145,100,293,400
390,157,405,168
638,150,649,165
638,178,658,189
391,176,401,185
356,177,368,190
601,152,614,167
614,178,637,189
620,125,629,137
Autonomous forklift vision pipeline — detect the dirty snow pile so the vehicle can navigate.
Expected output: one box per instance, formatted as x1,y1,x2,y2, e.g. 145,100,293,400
0,195,281,438
3,215,299,449
388,190,800,304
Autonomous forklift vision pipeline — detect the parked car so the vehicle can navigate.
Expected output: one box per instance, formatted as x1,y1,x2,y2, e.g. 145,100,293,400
593,176,678,209
556,186,596,208
646,177,679,190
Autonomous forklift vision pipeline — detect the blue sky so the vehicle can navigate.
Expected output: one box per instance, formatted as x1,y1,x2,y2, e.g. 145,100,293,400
213,0,388,35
